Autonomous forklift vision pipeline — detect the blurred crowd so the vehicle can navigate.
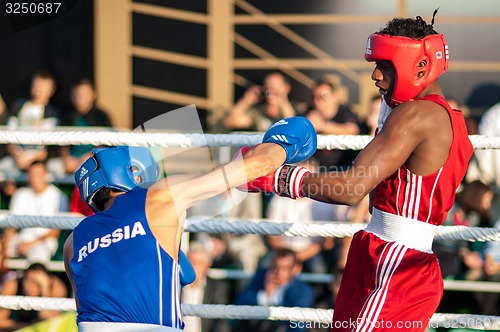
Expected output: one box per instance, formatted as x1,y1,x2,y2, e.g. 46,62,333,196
0,70,499,331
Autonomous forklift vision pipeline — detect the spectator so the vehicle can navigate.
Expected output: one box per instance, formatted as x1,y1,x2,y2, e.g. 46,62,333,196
53,78,114,176
455,181,494,281
187,187,268,276
447,181,498,315
306,79,360,170
0,93,7,161
224,72,299,132
186,193,248,269
0,235,16,293
447,97,477,135
359,94,382,136
234,249,315,332
5,161,68,263
468,103,500,220
0,71,60,177
224,193,268,274
0,179,17,209
0,263,68,331
309,199,350,305
434,181,493,279
0,93,6,123
181,241,231,332
265,195,328,273
264,159,330,274
477,218,500,315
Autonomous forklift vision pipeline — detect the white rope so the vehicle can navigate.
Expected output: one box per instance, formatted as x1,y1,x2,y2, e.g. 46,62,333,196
0,296,498,330
186,218,366,238
0,213,82,230
435,225,500,241
0,296,75,311
172,218,500,241
443,280,500,293
317,134,372,150
0,214,498,242
6,258,500,293
0,130,261,148
0,130,499,150
469,135,500,150
184,304,332,322
206,268,500,292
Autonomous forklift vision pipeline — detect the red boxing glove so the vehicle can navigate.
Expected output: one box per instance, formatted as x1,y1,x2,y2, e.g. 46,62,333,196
238,172,274,193
233,146,274,193
239,165,310,199
232,146,252,160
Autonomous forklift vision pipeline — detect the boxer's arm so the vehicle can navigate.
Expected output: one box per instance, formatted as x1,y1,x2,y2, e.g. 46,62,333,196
301,102,427,205
170,143,286,210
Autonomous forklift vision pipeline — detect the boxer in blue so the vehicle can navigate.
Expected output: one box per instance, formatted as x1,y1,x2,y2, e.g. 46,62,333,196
63,116,316,331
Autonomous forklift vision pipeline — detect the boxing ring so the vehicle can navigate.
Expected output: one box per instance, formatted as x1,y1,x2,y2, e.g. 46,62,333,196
0,129,499,330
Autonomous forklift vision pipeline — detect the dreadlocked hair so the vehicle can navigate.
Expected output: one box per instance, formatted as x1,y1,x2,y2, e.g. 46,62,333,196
380,10,440,39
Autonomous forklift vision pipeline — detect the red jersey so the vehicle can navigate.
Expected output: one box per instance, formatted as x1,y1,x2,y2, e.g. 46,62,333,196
372,95,473,226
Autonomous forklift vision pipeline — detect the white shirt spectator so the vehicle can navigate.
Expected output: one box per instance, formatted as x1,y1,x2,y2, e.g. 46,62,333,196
8,169,68,263
267,196,318,252
473,103,500,188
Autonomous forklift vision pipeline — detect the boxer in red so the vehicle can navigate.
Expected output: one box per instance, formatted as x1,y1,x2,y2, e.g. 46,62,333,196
242,12,473,331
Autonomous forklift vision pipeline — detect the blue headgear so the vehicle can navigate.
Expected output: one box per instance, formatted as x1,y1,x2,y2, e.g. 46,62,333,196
75,146,160,212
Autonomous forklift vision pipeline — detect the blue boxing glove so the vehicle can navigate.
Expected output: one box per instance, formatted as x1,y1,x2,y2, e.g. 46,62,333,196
179,250,196,287
262,116,317,164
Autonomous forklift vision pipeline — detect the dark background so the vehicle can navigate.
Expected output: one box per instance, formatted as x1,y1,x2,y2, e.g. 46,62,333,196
0,0,94,111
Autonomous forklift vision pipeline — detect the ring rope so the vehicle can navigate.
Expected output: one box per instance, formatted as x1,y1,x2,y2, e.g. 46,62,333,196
205,268,500,293
0,130,499,150
6,258,500,293
0,296,498,330
0,214,498,241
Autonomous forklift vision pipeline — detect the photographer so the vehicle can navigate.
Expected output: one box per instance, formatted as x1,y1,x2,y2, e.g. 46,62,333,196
224,72,300,132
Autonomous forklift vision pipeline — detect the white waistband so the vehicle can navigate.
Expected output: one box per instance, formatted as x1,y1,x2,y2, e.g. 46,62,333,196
78,322,182,332
365,208,437,253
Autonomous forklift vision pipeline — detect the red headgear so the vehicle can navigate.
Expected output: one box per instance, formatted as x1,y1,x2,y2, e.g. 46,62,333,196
365,32,449,106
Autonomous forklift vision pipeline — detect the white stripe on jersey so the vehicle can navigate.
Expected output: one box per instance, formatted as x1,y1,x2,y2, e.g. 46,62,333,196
413,175,423,220
171,257,182,328
174,263,182,328
396,169,402,215
156,242,164,325
402,171,423,220
402,171,411,218
407,173,417,219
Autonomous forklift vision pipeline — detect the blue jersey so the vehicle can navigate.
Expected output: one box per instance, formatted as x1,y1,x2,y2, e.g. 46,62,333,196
71,188,183,329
